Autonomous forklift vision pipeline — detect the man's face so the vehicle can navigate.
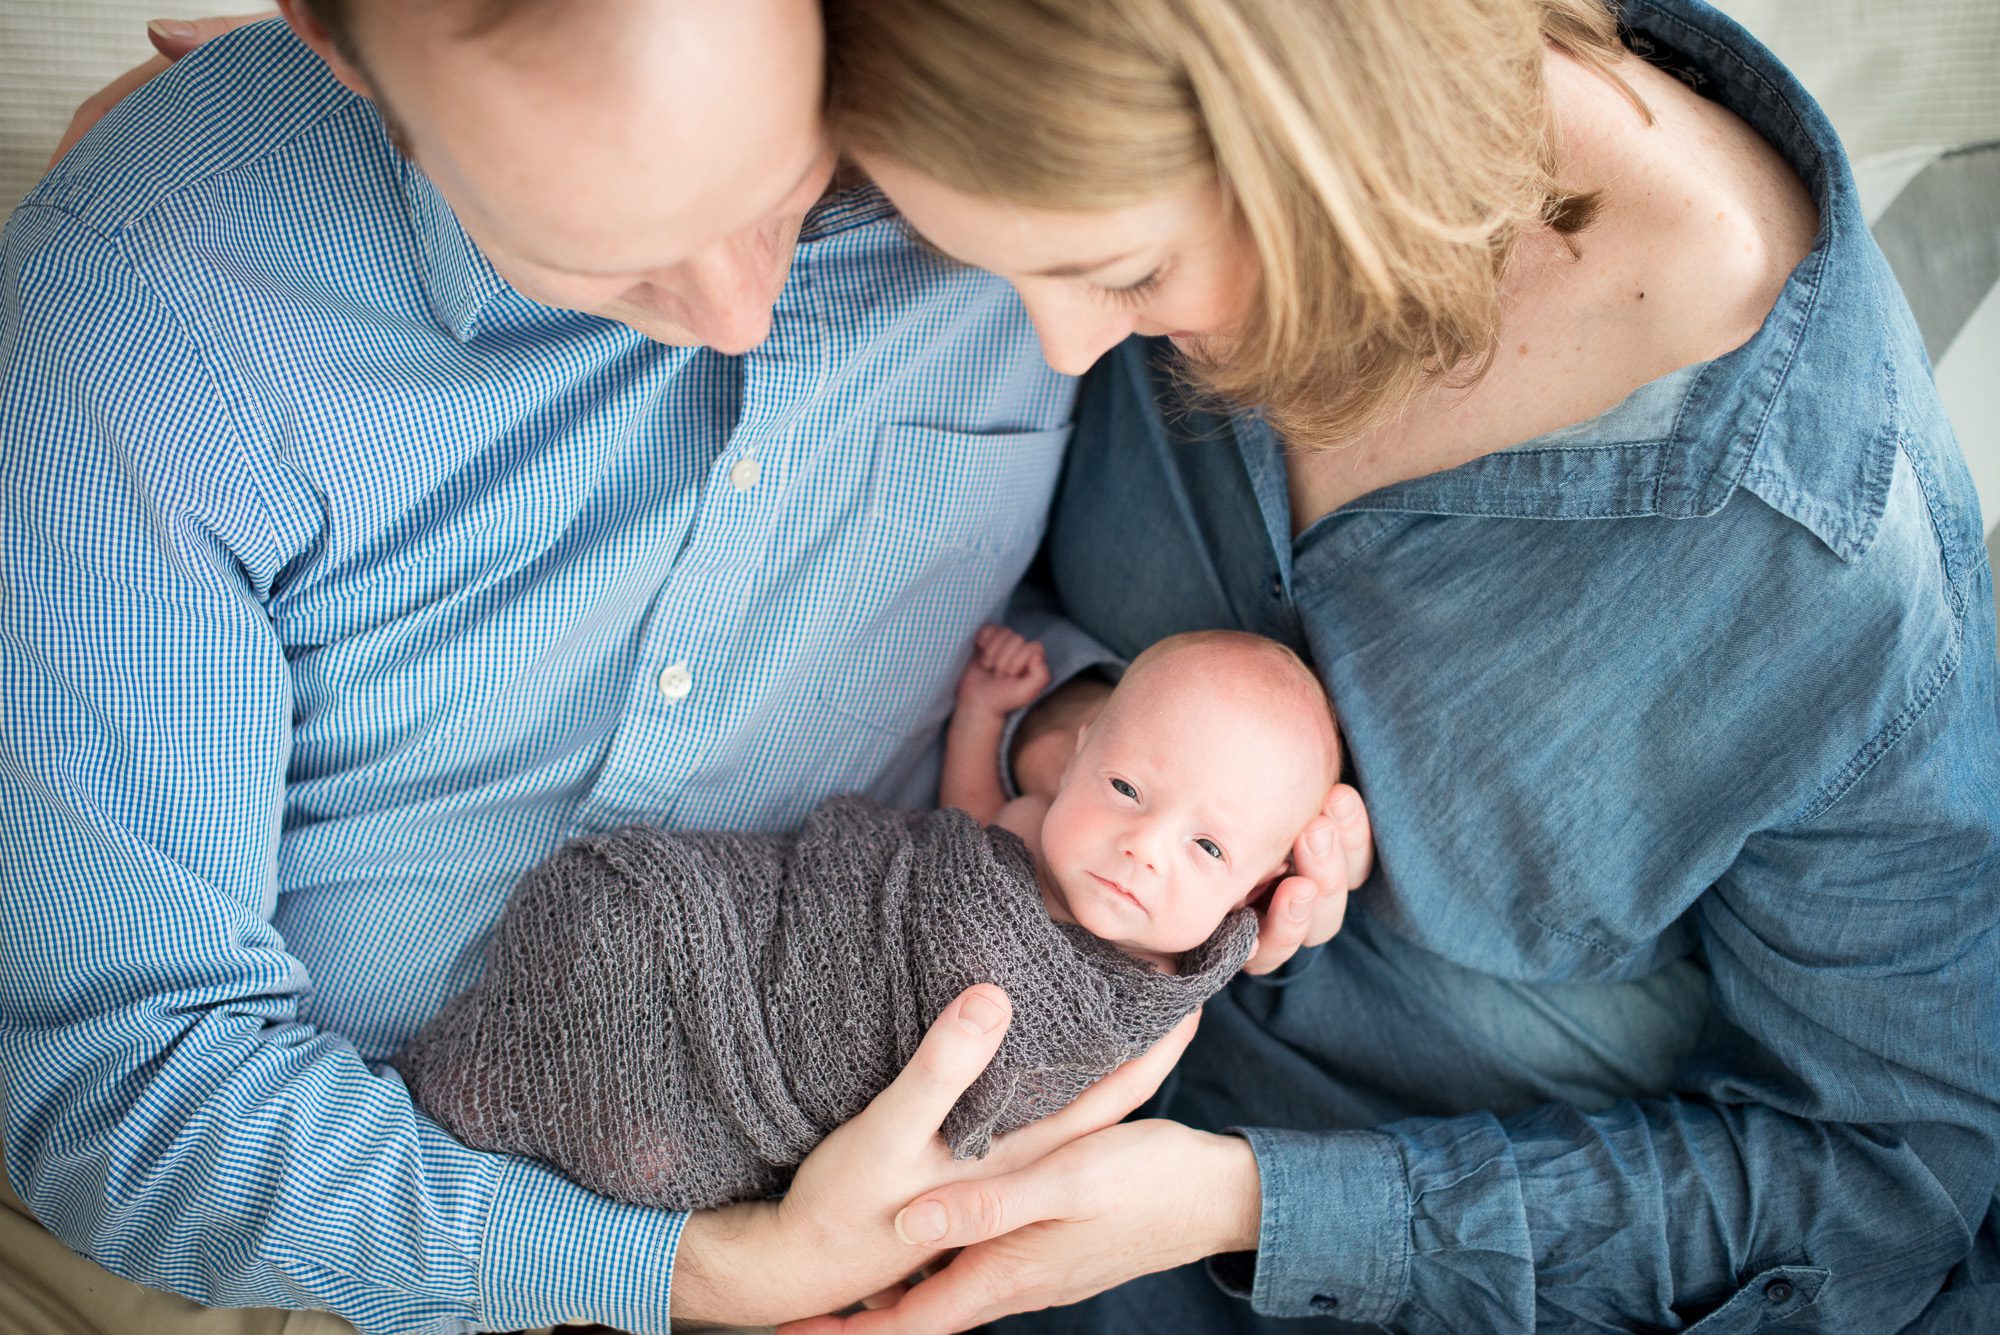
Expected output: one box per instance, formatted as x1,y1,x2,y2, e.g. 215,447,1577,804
288,0,833,352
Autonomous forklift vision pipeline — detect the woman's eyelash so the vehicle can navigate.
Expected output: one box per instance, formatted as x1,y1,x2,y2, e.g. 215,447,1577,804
1101,268,1164,307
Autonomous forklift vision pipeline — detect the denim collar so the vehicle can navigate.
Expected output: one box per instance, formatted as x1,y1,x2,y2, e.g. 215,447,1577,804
1258,0,1905,564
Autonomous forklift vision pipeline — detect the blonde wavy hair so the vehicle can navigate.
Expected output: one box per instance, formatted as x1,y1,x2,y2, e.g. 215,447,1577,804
827,0,1642,447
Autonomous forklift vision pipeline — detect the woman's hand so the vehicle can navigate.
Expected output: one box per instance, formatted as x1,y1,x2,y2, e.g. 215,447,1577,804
1242,782,1373,975
46,14,271,171
669,988,1201,1328
777,1119,1262,1335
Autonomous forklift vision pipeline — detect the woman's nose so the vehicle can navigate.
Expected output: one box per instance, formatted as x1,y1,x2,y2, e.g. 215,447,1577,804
1016,285,1133,376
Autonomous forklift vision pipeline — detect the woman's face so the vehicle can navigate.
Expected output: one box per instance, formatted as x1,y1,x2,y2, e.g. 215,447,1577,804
858,153,1259,376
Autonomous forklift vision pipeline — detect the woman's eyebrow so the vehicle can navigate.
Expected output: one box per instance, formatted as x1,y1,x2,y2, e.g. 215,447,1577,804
1025,249,1138,279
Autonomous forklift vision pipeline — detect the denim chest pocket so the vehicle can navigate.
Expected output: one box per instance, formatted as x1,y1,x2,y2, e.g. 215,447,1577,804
818,422,1070,732
1681,1265,1829,1332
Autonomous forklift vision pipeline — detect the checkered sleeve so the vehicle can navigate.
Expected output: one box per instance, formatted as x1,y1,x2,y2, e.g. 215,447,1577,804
0,205,680,1335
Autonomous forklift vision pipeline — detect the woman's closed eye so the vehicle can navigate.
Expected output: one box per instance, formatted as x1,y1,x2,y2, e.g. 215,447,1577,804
1099,267,1164,308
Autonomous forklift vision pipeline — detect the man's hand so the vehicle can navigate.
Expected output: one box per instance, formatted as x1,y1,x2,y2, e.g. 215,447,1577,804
1242,782,1372,975
669,988,1200,1328
955,626,1050,718
776,1118,1261,1335
46,14,272,171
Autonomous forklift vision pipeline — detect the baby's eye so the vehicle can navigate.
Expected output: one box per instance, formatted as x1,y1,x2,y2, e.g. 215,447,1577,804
1194,838,1224,860
1110,778,1138,800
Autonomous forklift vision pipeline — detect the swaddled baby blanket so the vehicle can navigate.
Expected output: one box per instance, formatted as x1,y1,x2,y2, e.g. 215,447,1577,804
395,794,1257,1210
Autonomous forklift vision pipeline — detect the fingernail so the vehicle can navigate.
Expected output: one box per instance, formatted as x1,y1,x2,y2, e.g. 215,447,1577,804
148,19,195,42
1333,791,1359,819
1308,823,1335,858
895,1201,948,1245
1288,890,1315,922
960,993,1002,1033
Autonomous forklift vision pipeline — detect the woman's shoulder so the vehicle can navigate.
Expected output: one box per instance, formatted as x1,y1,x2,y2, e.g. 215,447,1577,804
1517,50,1820,413
1606,54,1821,372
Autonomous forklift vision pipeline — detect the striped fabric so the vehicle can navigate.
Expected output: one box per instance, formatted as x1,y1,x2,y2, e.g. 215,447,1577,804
0,19,1072,1335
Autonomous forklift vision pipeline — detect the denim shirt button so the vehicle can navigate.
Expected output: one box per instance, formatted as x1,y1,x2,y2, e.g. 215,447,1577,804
1309,1293,1340,1313
1764,1279,1795,1304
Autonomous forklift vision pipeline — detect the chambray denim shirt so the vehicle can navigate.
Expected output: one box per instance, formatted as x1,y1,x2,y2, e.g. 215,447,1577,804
1044,1,2000,1329
0,20,1076,1335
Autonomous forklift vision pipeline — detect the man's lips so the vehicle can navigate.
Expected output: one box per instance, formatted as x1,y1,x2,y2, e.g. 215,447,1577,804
1088,871,1145,910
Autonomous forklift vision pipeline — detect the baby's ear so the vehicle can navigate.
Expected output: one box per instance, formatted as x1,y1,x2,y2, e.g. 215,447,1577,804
1238,861,1292,910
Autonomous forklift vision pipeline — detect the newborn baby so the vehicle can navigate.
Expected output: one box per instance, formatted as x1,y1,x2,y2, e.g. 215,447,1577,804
943,626,1343,973
394,628,1340,1211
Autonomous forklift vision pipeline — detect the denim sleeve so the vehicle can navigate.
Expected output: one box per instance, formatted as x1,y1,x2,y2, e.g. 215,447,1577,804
0,208,681,1334
1217,601,2000,1331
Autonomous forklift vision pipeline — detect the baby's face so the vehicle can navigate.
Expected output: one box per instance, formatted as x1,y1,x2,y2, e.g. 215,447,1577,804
1037,673,1330,959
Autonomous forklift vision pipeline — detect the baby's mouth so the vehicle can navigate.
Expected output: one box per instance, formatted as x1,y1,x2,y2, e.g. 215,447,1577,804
1088,871,1146,911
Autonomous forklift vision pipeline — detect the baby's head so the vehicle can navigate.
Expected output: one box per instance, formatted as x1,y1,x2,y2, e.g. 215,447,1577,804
1039,631,1340,962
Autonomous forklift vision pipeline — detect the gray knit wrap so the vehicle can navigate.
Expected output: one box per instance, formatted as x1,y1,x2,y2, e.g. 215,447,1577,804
393,795,1257,1211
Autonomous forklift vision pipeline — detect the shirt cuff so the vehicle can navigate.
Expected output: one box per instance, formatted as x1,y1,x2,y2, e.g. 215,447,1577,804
476,1155,684,1333
1206,1127,1411,1324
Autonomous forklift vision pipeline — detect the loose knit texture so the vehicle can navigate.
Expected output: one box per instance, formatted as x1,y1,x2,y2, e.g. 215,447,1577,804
394,795,1258,1210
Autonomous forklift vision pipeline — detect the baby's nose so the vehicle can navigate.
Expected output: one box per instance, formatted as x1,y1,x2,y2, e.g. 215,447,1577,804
1121,834,1164,873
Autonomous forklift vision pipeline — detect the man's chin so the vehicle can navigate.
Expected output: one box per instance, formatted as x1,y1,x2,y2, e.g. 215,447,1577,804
608,311,707,347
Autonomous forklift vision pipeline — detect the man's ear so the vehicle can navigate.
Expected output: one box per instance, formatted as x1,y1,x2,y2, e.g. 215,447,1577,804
275,0,375,99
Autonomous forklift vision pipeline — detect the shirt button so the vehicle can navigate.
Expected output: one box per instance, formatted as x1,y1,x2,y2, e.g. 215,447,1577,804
658,661,693,702
729,456,761,491
1764,1279,1794,1304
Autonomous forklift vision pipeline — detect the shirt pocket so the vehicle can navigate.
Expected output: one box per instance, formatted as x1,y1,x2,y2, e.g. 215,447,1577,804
818,422,1069,734
1680,1265,1829,1332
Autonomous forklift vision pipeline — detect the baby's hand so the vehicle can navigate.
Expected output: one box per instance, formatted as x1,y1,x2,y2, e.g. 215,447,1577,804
957,625,1051,716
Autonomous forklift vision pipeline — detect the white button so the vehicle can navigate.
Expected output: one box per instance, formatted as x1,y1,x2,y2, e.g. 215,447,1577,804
729,456,761,491
658,662,693,702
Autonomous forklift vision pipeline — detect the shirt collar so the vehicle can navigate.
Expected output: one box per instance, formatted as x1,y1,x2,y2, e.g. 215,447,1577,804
399,161,900,344
1286,0,1909,562
401,160,508,343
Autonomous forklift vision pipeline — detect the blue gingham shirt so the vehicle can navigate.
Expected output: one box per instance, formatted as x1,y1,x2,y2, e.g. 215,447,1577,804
0,20,1072,1334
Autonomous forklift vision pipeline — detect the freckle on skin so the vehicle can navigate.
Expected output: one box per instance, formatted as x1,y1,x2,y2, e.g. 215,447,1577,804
1516,342,1530,357
1637,291,1646,300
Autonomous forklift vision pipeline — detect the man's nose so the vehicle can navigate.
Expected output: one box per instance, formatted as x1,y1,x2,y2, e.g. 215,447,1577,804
660,232,788,354
1018,286,1133,377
